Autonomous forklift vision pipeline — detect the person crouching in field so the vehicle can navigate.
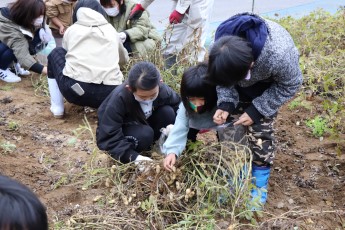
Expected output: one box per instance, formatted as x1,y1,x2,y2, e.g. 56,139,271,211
162,63,220,171
0,0,52,83
45,0,78,47
0,175,48,230
46,0,129,118
100,0,161,59
97,61,180,166
206,13,303,209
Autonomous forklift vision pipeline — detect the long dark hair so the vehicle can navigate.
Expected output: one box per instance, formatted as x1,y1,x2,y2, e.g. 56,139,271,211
100,0,126,15
0,175,48,230
125,61,161,122
9,0,45,31
181,63,217,115
207,35,253,86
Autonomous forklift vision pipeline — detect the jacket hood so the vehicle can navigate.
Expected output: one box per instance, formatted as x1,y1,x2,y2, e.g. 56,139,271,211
0,8,11,23
72,0,107,24
215,12,268,61
75,7,108,27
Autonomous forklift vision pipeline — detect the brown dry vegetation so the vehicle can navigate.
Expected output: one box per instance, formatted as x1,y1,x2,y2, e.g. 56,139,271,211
1,9,345,230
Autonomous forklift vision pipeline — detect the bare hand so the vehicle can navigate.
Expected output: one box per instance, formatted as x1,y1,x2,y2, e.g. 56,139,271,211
213,109,229,125
59,26,65,35
42,66,48,75
233,112,254,126
163,153,176,172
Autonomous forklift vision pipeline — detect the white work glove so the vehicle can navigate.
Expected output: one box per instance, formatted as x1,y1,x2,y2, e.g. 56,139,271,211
134,155,153,172
118,32,127,43
39,27,53,43
159,124,174,154
161,124,174,136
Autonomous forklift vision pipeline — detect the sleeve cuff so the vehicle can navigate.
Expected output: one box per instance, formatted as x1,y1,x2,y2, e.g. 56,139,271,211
245,105,263,124
123,31,130,43
217,102,235,113
29,62,44,74
120,149,139,164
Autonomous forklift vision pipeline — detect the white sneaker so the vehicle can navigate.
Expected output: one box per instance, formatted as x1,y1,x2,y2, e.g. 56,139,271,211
14,63,30,76
0,68,21,83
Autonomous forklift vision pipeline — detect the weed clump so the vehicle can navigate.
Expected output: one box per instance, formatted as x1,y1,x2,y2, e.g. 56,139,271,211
65,141,255,229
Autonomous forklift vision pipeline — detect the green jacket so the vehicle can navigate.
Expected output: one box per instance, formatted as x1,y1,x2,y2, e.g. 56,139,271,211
107,0,161,58
0,8,42,72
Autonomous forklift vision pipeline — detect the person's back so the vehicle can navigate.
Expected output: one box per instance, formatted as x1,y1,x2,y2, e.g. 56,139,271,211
63,7,126,85
46,0,129,118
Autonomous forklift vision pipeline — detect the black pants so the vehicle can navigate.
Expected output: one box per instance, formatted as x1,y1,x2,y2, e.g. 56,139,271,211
122,105,177,153
47,47,116,108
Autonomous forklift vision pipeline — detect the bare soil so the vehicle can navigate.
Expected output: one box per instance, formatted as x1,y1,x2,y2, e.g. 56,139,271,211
0,75,344,229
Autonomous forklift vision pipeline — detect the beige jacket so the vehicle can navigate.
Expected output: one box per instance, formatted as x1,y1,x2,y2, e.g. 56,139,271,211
140,0,191,14
46,0,75,30
62,7,129,85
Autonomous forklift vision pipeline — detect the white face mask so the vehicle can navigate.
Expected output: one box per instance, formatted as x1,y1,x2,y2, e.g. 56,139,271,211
104,7,120,17
134,94,158,105
33,16,44,27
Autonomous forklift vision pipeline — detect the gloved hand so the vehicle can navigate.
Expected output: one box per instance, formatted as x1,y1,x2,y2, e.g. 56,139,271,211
118,32,127,43
134,155,153,172
158,124,174,153
39,27,53,43
129,3,145,21
169,10,184,24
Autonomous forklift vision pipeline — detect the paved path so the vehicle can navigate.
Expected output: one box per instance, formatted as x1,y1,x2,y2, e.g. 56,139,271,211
147,0,345,30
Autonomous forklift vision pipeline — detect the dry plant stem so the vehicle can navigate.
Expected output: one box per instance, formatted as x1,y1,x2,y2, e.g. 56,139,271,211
259,208,345,227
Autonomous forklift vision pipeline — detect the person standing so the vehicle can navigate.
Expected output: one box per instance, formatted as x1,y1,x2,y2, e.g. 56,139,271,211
45,0,78,47
129,0,214,66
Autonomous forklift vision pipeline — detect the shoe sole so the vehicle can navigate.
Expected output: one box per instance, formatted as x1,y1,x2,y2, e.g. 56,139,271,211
53,114,64,119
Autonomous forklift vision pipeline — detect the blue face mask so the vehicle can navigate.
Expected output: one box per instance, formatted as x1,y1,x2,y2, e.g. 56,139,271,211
189,101,203,113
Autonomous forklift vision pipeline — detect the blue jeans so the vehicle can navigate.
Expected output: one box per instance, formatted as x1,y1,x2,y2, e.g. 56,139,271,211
0,30,43,70
0,42,16,70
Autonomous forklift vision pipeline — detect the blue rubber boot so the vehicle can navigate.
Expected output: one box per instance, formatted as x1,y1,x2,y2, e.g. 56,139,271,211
250,164,271,210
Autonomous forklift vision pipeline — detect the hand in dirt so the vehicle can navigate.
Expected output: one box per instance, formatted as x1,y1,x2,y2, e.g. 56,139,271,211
233,112,253,126
213,109,229,125
134,155,153,172
164,153,176,172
